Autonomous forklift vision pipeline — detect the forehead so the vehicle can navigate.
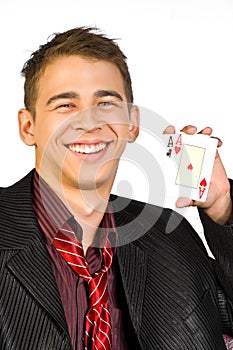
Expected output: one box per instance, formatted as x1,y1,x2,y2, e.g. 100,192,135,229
37,55,126,98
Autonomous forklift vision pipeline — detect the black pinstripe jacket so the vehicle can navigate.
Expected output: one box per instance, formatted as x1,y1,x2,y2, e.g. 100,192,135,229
0,170,233,349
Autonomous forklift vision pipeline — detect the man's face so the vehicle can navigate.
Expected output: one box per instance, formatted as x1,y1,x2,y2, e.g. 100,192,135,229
20,55,139,192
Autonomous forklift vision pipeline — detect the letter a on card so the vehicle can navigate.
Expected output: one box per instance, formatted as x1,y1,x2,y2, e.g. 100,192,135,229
174,134,182,155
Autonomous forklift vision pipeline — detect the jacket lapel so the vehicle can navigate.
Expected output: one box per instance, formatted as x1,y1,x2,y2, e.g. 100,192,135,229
0,170,69,338
111,196,148,336
117,243,147,335
6,235,69,336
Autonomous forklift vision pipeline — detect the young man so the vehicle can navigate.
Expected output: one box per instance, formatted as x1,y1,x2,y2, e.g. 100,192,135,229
0,27,233,350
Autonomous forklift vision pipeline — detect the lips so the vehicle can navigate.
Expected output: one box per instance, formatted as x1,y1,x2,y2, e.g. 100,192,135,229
67,141,109,154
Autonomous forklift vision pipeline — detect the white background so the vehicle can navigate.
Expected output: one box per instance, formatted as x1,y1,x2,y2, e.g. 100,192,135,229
0,0,232,250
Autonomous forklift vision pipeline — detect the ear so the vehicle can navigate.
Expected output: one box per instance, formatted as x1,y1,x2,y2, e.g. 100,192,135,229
18,108,36,146
128,105,140,143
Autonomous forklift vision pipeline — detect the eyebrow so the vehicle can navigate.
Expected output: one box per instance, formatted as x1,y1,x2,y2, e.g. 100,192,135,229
94,90,123,101
46,89,123,106
46,91,79,106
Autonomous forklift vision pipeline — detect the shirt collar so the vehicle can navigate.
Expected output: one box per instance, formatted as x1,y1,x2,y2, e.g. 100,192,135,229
32,171,74,242
32,171,117,248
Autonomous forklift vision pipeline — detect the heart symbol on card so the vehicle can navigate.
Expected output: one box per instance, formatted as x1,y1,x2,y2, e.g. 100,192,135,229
187,163,193,170
200,178,207,187
199,178,207,199
174,146,181,154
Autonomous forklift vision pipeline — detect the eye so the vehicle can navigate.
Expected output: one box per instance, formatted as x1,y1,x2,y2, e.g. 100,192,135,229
97,101,121,109
57,103,75,109
52,102,77,113
98,101,114,107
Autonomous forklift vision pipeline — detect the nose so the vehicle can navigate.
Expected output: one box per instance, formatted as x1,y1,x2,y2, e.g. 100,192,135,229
70,106,104,132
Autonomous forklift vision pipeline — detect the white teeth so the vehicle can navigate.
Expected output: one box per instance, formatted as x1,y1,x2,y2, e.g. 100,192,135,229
69,142,107,154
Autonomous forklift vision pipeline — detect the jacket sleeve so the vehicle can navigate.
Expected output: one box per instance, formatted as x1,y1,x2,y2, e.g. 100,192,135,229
199,179,233,332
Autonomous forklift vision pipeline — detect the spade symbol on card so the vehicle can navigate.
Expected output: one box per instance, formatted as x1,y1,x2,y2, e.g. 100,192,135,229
166,136,173,157
199,178,207,199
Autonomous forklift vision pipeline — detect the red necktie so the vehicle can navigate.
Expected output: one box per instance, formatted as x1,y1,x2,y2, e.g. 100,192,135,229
53,224,113,350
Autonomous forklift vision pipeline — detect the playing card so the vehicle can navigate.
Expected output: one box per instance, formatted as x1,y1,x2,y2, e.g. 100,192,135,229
161,132,218,202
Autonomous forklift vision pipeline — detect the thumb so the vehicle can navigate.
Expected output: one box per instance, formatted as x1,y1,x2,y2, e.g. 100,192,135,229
176,197,194,208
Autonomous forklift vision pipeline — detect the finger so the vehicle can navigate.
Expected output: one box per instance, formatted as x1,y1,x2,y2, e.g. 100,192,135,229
163,125,175,134
180,125,197,134
176,197,195,208
196,127,222,147
211,137,223,148
197,127,213,135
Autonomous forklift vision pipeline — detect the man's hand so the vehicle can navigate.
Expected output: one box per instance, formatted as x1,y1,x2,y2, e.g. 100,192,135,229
164,125,232,224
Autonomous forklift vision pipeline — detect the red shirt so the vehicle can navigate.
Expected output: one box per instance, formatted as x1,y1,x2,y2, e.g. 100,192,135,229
32,172,133,350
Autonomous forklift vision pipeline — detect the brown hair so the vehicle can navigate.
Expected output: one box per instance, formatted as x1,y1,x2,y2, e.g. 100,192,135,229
21,26,133,117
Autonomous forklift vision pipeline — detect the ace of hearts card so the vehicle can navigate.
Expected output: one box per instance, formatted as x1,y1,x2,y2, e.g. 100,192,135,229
162,132,218,202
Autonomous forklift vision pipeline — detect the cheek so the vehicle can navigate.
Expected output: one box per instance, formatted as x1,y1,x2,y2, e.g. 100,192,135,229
34,125,49,145
34,120,60,146
113,124,130,143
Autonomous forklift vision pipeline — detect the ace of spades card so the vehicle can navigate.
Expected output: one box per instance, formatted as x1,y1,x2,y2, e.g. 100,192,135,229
162,132,218,202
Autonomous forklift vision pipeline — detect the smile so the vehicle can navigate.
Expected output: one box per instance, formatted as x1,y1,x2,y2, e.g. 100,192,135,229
68,142,108,154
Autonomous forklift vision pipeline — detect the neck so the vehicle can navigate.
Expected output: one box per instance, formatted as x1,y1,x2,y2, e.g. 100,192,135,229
65,186,111,251
47,178,112,247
